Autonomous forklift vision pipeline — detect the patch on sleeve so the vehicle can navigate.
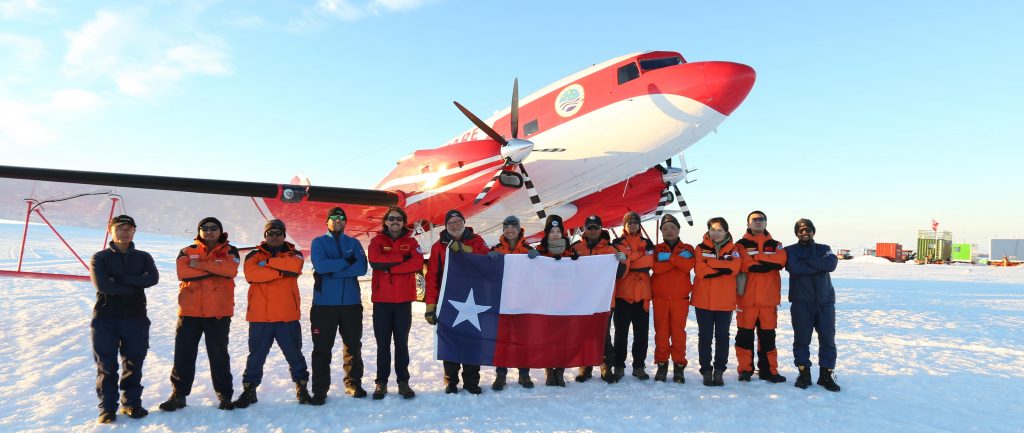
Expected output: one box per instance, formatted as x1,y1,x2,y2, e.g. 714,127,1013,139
416,246,424,254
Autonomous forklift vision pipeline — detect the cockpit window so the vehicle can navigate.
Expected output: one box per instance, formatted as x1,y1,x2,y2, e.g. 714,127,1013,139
639,56,684,71
617,63,640,85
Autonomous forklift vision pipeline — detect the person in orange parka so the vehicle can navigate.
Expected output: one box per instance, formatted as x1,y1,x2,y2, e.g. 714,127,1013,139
487,215,539,391
570,214,628,384
423,209,489,395
234,219,311,408
159,217,239,412
650,214,695,384
534,214,577,387
734,211,788,383
692,216,741,387
610,211,656,381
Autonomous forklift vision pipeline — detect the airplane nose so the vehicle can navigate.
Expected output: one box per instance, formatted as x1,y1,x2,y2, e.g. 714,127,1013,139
686,61,756,116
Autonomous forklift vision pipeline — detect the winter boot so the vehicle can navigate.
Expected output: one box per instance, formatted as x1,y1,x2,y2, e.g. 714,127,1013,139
632,366,650,380
464,384,483,395
654,363,668,382
758,371,787,383
576,366,593,383
372,383,387,400
817,367,841,392
398,381,416,399
158,393,186,411
713,371,725,386
738,371,753,382
554,368,566,387
217,398,234,410
518,371,535,389
310,392,327,406
672,363,686,384
492,372,507,391
794,365,812,389
444,383,459,394
545,369,557,386
295,380,312,404
701,370,714,387
97,410,116,424
602,365,619,384
614,366,625,379
345,382,367,398
233,382,258,409
120,405,149,419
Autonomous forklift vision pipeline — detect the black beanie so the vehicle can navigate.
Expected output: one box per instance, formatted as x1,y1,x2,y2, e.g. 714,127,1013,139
794,218,816,234
198,217,223,232
543,214,566,239
327,206,346,221
264,219,286,235
445,209,465,224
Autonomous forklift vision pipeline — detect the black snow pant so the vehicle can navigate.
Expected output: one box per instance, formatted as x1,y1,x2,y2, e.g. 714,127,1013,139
310,304,364,396
695,307,733,373
372,302,412,384
443,361,480,388
613,299,650,369
169,316,233,400
92,315,149,412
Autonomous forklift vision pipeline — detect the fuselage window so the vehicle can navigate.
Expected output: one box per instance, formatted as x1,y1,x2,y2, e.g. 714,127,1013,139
639,56,684,72
617,63,640,85
524,119,539,136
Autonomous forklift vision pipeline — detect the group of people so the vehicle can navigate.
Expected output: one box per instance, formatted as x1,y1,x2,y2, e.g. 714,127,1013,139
89,206,841,425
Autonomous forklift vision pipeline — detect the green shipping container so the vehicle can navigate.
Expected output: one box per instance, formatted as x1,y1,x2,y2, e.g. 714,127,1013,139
951,243,974,263
917,231,953,262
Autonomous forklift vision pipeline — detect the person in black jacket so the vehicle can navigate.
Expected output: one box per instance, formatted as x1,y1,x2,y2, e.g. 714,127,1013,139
784,218,841,392
89,215,160,423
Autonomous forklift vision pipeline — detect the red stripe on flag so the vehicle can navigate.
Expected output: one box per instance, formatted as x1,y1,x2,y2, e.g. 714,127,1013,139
493,312,611,368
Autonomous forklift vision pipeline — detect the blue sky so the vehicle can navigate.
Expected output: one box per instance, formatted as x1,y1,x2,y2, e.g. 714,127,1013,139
2,0,1021,252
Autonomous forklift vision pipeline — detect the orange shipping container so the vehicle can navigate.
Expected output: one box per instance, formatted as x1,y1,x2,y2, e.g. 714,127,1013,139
876,243,903,262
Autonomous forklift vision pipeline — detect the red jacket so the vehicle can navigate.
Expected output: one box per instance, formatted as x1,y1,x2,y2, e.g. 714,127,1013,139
611,232,654,303
243,241,304,322
175,238,239,318
491,230,535,254
651,240,695,301
571,231,625,308
691,234,742,312
735,230,787,308
424,228,488,305
368,228,425,303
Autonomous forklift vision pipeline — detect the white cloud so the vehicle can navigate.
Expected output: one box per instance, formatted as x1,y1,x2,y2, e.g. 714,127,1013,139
0,97,54,146
50,88,104,111
0,0,55,20
0,32,45,65
316,0,365,21
369,0,431,12
227,14,264,28
63,10,231,98
312,0,431,22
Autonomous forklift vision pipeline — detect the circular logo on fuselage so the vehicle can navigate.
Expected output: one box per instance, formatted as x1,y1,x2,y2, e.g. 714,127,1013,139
555,84,585,118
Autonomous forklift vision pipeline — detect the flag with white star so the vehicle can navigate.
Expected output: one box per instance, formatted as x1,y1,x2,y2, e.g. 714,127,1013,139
435,250,617,368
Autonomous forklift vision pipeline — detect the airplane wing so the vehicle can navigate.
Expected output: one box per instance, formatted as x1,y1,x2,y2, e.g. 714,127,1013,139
0,165,400,251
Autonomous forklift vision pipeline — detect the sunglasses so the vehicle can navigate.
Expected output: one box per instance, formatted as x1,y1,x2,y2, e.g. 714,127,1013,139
200,225,220,232
265,230,285,237
328,215,345,221
386,216,405,222
586,225,601,231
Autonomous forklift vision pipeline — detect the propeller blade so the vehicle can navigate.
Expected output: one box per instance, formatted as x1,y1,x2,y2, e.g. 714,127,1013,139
654,188,671,218
511,78,519,140
665,158,673,168
672,184,694,226
453,101,507,146
473,168,505,205
518,163,546,219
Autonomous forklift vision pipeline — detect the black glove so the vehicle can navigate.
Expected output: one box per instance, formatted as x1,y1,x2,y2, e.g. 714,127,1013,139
424,304,437,325
553,254,562,261
571,252,579,261
716,268,733,275
703,270,724,279
747,264,771,273
345,255,357,265
759,261,784,271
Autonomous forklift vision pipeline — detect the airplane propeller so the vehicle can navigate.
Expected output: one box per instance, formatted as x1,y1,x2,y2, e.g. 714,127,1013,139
654,156,694,226
456,78,546,219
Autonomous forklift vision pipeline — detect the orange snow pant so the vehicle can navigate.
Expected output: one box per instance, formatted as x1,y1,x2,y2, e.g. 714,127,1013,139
735,306,779,375
653,298,688,365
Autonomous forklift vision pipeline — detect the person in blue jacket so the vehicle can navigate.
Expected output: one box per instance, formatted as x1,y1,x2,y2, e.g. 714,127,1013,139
784,218,841,392
309,206,369,405
89,215,160,423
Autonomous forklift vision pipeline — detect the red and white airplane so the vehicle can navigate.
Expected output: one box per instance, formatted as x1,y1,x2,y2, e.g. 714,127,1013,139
0,50,755,281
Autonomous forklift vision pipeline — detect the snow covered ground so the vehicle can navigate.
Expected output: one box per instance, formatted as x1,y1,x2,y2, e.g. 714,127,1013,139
1,222,1022,432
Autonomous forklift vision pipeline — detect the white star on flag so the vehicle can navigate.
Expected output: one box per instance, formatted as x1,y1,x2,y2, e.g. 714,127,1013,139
448,288,491,331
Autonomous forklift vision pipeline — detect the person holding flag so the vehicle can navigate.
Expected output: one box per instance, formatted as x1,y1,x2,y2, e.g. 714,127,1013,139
534,214,577,387
610,211,656,381
486,215,540,391
424,209,489,394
